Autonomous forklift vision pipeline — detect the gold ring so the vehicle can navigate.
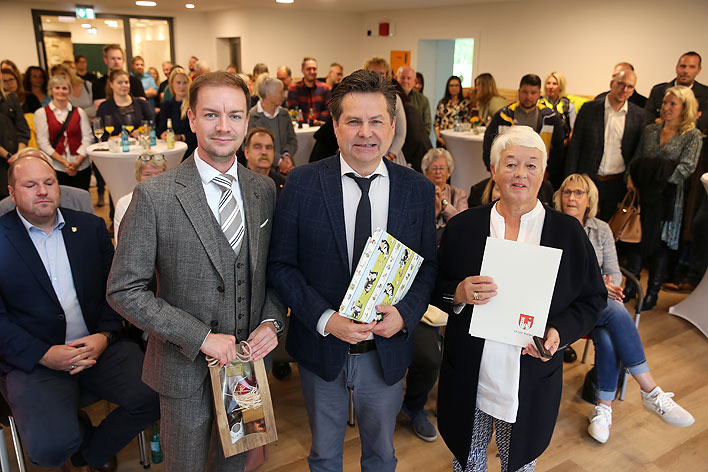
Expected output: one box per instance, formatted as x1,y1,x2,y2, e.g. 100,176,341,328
473,291,480,301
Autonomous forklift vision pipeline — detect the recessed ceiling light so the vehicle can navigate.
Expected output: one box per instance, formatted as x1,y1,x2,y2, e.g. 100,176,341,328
185,3,195,8
104,20,119,27
276,0,294,3
136,1,157,6
81,23,92,28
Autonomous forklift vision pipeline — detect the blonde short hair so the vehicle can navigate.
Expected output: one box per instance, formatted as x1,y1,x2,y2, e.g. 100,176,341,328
544,71,566,98
553,173,599,221
489,126,548,172
47,74,72,97
134,154,167,180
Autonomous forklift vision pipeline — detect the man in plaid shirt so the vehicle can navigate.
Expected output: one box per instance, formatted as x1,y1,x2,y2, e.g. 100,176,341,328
287,56,332,125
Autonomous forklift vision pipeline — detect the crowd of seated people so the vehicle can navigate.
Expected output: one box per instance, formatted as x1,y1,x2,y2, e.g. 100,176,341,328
1,45,706,472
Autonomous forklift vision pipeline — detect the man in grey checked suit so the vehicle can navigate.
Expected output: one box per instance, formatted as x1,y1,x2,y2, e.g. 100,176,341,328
107,72,286,471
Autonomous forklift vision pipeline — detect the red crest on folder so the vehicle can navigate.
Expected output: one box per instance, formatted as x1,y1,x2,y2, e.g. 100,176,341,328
518,314,534,330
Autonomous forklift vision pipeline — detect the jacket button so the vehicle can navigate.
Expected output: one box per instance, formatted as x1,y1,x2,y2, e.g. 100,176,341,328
237,280,243,286
237,329,242,335
238,296,243,302
210,320,219,328
238,314,243,320
58,314,65,320
217,286,225,293
237,263,244,269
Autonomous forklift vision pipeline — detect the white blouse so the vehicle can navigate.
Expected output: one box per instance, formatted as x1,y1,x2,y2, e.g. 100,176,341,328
475,200,546,423
34,102,93,173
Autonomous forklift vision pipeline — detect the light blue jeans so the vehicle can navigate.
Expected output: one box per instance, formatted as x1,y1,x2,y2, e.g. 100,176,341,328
591,298,650,402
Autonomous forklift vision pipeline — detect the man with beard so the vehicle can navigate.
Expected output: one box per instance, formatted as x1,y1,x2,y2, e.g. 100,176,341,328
483,74,565,187
287,57,331,125
107,72,286,471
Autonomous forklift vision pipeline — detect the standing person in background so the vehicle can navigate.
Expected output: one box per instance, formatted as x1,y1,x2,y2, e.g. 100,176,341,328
397,66,432,135
625,86,703,310
276,65,293,107
23,66,49,110
188,56,198,80
365,58,407,166
287,57,331,124
414,72,425,94
645,52,708,133
2,67,39,115
595,62,648,108
74,55,97,84
131,56,159,115
159,61,173,102
471,73,507,126
157,67,197,160
0,75,30,198
434,76,471,148
92,44,146,109
268,69,437,472
248,76,297,174
34,74,93,190
325,63,344,90
50,64,95,119
540,71,576,143
243,127,287,196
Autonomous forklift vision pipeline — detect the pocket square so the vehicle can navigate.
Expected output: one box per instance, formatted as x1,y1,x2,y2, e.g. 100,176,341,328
259,219,269,228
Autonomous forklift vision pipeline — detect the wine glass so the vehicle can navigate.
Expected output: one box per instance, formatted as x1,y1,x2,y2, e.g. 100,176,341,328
124,113,136,134
104,115,115,136
92,117,104,142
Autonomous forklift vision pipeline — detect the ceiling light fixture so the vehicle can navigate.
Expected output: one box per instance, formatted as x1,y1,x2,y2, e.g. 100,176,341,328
136,1,157,6
185,3,195,8
276,0,294,3
81,23,92,28
104,20,119,27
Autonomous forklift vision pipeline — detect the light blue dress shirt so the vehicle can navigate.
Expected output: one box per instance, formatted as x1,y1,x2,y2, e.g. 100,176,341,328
17,209,89,344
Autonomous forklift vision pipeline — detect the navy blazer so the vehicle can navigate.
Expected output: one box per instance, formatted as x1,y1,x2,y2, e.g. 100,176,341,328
267,156,437,385
0,208,122,374
433,204,606,471
565,97,649,177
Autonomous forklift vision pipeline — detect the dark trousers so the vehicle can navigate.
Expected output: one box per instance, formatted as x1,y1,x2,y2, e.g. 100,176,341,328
0,341,159,468
403,323,442,412
57,166,92,191
593,177,626,222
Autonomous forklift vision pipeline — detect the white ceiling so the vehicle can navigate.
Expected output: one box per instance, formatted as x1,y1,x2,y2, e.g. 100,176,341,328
31,0,512,14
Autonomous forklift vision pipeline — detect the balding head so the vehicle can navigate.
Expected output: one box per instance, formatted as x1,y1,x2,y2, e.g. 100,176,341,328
8,155,61,230
396,66,416,94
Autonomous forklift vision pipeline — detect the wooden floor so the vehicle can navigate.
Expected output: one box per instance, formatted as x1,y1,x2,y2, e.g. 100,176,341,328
3,189,707,471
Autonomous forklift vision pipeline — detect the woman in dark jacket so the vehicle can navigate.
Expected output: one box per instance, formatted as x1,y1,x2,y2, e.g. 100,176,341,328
96,70,153,137
0,79,30,198
434,126,605,472
156,67,196,159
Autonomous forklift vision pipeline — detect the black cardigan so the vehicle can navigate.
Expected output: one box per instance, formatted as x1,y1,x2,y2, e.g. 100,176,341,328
433,204,606,471
96,96,154,136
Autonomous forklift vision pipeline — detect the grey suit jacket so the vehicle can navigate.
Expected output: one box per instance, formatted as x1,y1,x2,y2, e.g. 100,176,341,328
107,156,286,397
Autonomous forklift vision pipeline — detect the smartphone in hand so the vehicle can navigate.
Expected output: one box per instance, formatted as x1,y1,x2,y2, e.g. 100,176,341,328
533,335,553,359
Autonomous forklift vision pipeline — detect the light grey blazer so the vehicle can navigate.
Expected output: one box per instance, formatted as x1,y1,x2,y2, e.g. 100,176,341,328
107,156,286,397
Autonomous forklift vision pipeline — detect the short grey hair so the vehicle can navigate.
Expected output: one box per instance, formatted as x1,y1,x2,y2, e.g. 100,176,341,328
421,148,454,174
258,76,283,99
489,126,547,171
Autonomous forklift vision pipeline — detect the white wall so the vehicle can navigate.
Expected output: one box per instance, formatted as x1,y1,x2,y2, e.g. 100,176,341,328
361,0,708,97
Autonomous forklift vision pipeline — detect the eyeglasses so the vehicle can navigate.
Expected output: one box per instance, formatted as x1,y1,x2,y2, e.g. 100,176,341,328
562,189,586,198
138,153,165,163
615,81,635,91
429,166,449,172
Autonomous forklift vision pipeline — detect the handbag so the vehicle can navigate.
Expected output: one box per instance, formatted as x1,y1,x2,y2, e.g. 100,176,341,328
608,189,642,243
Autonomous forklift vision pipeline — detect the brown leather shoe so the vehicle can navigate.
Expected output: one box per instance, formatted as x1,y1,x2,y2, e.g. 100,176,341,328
64,459,91,472
93,456,118,472
663,282,696,293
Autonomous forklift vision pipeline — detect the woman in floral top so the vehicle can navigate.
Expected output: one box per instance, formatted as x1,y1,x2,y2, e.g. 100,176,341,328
434,75,470,147
625,85,702,310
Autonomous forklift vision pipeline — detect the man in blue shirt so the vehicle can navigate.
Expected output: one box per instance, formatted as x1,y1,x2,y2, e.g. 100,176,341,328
131,55,159,114
0,155,159,472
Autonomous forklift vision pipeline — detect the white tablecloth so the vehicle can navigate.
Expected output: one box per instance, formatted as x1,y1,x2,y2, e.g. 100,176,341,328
441,129,490,193
293,124,320,167
88,140,187,206
668,173,708,339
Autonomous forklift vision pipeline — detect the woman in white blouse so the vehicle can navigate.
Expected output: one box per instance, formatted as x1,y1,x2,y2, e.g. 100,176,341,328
434,126,606,472
34,74,93,189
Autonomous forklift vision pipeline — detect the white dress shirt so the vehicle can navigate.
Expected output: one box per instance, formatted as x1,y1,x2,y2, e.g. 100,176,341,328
597,96,628,176
34,102,93,173
18,209,90,344
475,200,546,423
316,155,390,337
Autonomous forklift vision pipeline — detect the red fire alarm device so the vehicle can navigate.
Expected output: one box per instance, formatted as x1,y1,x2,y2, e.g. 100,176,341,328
379,23,390,36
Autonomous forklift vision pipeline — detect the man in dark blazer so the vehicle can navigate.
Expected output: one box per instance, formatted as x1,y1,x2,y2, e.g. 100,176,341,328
268,70,437,471
565,69,649,221
645,51,708,133
0,155,159,471
107,72,286,472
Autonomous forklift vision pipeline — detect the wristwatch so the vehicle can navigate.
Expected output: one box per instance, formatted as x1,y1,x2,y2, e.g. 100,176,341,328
441,198,449,209
99,331,115,345
271,319,284,336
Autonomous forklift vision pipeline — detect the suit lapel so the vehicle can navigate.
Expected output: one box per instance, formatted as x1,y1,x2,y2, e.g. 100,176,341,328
2,211,61,306
60,210,85,306
174,159,226,280
320,157,349,271
237,165,261,283
385,159,408,239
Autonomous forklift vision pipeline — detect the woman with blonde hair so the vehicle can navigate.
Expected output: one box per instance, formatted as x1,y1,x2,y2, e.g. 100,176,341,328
51,63,95,119
157,66,196,159
555,173,694,444
472,73,507,124
539,71,576,141
625,85,702,309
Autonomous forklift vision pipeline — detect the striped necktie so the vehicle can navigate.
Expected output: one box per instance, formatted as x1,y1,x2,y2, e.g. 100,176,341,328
212,173,244,254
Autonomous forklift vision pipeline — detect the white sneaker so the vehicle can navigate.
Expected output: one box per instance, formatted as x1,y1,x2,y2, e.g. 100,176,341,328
641,386,695,427
588,404,612,443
